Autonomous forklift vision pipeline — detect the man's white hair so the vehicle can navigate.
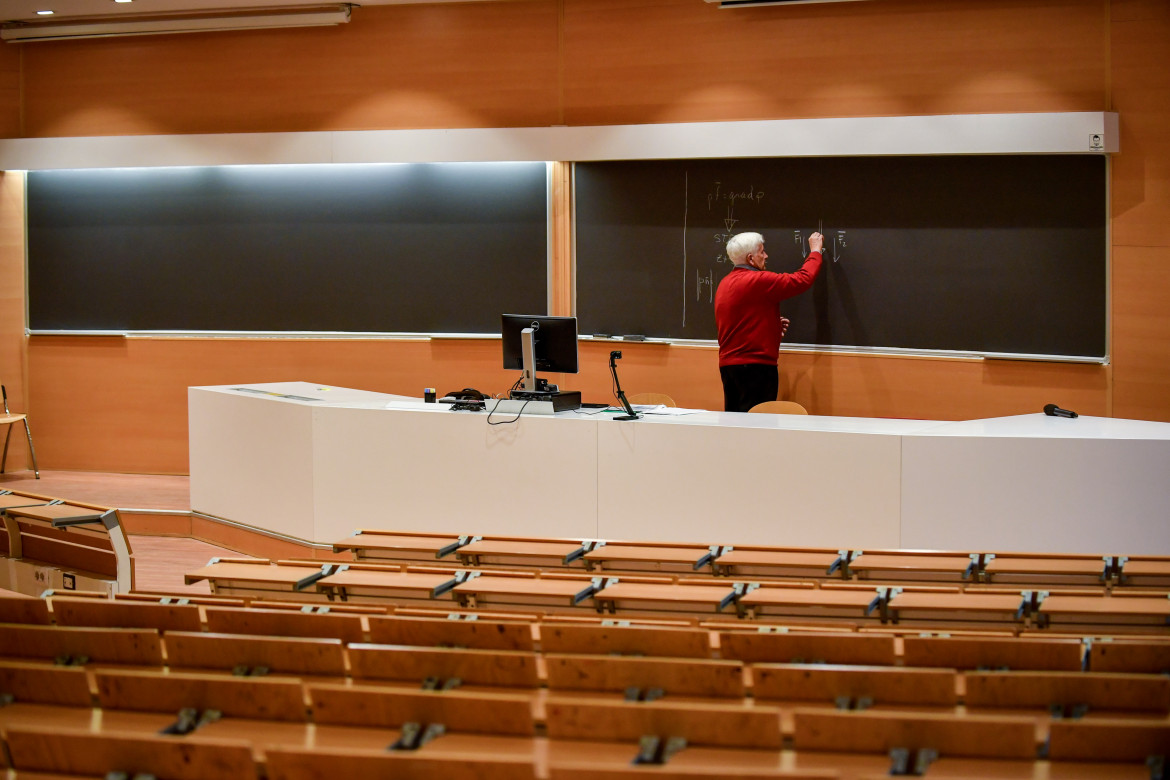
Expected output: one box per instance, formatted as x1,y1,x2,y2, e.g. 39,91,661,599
726,232,764,265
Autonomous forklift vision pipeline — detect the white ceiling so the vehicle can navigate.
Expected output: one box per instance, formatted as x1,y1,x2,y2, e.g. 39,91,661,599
0,0,498,25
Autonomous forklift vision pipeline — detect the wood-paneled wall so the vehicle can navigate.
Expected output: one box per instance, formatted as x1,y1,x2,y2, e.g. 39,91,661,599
0,172,29,472
1,0,1167,473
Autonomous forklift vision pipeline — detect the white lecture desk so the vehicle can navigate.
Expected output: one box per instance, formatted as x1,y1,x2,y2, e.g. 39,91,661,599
189,382,1170,555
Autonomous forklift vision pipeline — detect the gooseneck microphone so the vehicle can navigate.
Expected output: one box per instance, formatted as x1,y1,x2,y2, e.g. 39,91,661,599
609,350,641,421
1043,403,1078,419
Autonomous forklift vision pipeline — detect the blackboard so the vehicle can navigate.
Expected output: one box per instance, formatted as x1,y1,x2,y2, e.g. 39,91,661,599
575,156,1107,358
28,162,549,333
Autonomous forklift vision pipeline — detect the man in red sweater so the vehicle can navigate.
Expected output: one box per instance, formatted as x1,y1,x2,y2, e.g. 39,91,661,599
714,231,824,412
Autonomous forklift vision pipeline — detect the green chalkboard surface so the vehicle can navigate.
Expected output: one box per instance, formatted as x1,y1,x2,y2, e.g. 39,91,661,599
29,162,549,333
575,156,1107,358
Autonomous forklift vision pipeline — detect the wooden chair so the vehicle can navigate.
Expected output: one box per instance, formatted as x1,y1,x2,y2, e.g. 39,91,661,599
0,592,51,624
752,665,958,708
51,595,203,632
348,643,542,689
1047,719,1170,763
0,384,39,478
545,697,783,750
4,726,259,779
964,670,1170,714
901,635,1084,671
540,623,712,659
0,623,163,666
163,631,347,678
367,614,535,651
718,631,897,667
1088,639,1170,674
95,668,308,722
266,746,536,780
545,653,746,699
747,400,808,415
791,709,1038,760
204,604,365,642
628,393,677,407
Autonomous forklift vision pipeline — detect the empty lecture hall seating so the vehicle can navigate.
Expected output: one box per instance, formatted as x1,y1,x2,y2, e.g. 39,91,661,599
2,506,1169,779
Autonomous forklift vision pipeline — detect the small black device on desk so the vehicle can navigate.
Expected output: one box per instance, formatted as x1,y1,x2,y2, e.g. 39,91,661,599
440,388,487,411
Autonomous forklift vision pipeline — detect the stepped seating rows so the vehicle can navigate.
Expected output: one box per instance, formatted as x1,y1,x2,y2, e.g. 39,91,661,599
0,514,1167,779
182,556,1170,633
2,587,1168,779
0,487,133,594
334,529,1170,589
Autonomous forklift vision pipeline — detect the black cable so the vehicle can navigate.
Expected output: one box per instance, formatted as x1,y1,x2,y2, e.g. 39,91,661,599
486,398,533,426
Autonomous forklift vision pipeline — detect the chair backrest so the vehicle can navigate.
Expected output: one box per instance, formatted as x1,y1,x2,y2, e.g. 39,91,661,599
627,392,677,407
747,400,808,415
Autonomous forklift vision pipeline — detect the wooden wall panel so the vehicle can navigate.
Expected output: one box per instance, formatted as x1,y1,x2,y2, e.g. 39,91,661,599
562,0,1108,126
0,44,20,139
0,172,29,471
1109,0,1170,420
26,336,536,474
20,1,561,137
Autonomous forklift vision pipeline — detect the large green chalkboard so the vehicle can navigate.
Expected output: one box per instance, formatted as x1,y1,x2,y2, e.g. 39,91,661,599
575,156,1107,359
29,162,549,333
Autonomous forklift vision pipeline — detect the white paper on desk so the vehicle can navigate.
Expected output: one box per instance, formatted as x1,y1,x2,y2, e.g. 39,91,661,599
640,406,706,416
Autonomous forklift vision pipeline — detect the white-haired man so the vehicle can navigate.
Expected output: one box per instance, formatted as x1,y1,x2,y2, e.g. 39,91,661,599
714,231,824,413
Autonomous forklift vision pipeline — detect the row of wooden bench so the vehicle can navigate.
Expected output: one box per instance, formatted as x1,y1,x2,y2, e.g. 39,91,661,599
0,488,132,594
3,606,1170,679
180,557,1170,632
1,663,1167,777
334,529,1170,589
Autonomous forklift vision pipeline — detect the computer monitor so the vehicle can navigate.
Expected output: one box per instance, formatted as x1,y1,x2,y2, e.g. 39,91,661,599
501,314,578,393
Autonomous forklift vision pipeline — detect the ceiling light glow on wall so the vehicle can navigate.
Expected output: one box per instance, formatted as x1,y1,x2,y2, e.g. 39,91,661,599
35,10,54,15
3,4,351,42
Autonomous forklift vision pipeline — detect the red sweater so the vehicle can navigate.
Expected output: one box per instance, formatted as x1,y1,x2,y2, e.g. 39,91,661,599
714,252,823,367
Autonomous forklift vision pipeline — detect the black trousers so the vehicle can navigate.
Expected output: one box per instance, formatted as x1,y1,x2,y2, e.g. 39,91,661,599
720,363,779,413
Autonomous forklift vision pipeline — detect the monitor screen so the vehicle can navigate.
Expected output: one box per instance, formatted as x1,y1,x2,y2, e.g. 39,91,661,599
501,314,579,374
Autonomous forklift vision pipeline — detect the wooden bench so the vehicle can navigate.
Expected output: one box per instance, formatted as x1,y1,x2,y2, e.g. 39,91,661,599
367,614,536,651
845,552,974,583
163,631,347,678
882,589,1031,627
719,631,897,666
708,548,848,581
0,658,95,735
752,665,958,708
3,726,259,779
451,570,614,612
0,591,50,624
348,643,541,689
205,604,365,642
736,584,882,622
1036,593,1170,630
547,697,782,750
540,623,711,658
457,538,592,570
266,746,536,780
1088,639,1170,674
184,558,338,601
1117,558,1170,588
1047,719,1170,762
901,635,1084,671
2,499,133,594
581,543,721,575
51,594,203,632
592,579,744,617
317,563,466,606
791,709,1038,760
545,653,746,700
95,668,308,721
0,623,163,667
309,683,535,736
964,670,1170,714
333,529,465,563
982,554,1118,588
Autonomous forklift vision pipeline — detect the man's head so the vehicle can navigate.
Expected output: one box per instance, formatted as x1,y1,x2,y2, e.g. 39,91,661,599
726,232,767,270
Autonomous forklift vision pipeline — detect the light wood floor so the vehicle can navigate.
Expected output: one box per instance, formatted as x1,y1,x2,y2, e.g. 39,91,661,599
1,469,241,594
